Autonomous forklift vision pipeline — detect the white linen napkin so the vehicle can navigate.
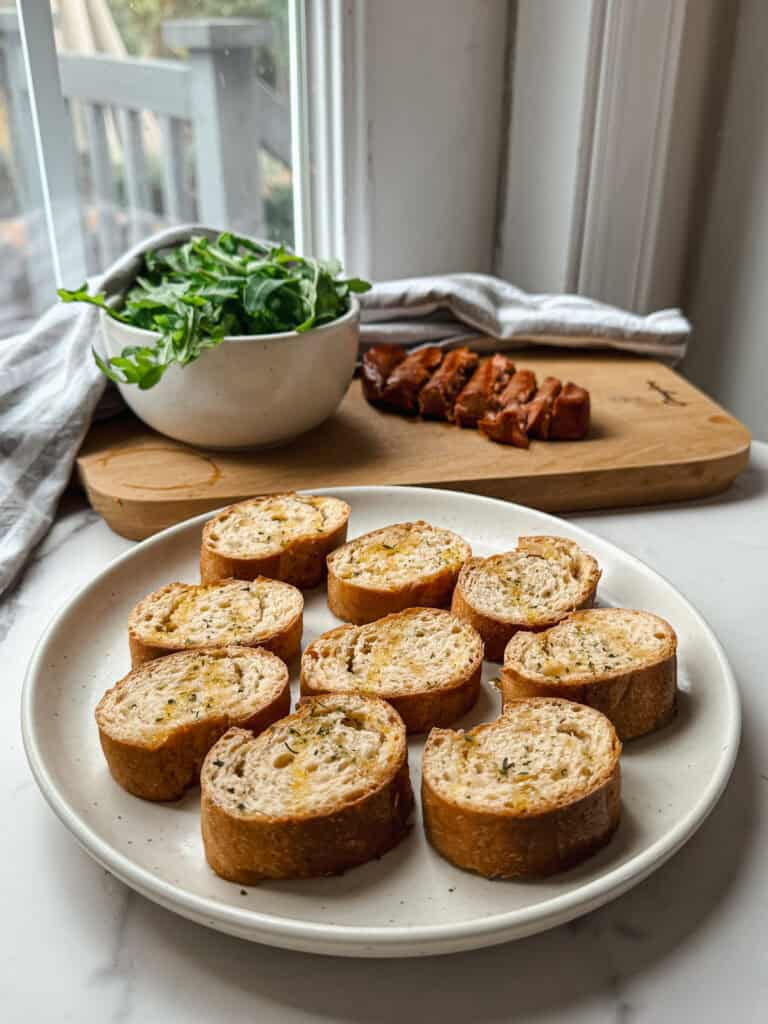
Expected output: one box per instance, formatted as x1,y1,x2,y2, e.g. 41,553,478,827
359,274,690,362
0,224,209,597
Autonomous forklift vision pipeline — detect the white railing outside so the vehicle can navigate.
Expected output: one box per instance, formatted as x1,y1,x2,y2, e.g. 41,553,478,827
0,11,291,318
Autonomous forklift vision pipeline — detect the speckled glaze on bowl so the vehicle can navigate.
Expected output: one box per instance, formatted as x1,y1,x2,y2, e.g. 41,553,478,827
100,299,359,449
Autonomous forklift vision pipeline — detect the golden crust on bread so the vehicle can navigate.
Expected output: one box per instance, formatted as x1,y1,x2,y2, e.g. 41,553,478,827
327,521,471,625
501,608,677,739
128,577,303,667
451,535,600,661
96,646,290,800
201,493,350,589
422,697,621,878
300,608,483,732
201,694,413,881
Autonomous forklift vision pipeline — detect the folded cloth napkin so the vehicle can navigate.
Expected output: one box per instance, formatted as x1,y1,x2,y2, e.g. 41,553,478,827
0,227,690,598
359,274,690,362
0,224,214,598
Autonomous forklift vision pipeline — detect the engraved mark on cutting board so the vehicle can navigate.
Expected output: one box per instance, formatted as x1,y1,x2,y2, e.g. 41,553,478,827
647,380,687,406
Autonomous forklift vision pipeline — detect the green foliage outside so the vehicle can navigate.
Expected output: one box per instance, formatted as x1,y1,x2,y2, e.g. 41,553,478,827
107,1,286,65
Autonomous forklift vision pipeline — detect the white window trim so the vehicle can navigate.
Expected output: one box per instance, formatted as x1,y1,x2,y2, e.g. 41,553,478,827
496,0,606,299
577,0,689,312
289,0,371,275
293,0,509,281
12,0,509,294
497,0,718,314
16,0,87,286
11,0,712,311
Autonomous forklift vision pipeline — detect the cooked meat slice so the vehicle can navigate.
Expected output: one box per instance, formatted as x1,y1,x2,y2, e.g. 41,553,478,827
524,376,562,439
478,369,538,447
418,347,480,420
454,354,516,427
478,407,530,447
550,382,591,440
361,345,407,405
380,346,444,414
495,369,537,407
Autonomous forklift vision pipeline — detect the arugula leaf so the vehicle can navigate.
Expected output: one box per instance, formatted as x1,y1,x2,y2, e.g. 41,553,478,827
58,285,131,324
346,278,373,293
61,234,371,389
243,275,300,316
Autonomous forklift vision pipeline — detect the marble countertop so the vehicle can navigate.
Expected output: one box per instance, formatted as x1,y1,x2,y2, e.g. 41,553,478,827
3,445,768,1023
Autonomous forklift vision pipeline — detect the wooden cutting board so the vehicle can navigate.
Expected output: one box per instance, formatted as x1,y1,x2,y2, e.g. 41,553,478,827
77,351,751,540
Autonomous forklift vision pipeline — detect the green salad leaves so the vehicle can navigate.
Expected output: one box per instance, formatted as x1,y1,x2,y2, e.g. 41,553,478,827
58,232,371,390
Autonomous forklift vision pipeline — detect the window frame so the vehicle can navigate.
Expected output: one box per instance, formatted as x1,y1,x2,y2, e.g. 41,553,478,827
10,0,714,312
15,0,87,286
10,0,512,291
497,0,718,314
291,0,513,282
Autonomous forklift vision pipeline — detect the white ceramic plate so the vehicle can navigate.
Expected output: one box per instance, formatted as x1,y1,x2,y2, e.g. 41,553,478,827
22,487,740,958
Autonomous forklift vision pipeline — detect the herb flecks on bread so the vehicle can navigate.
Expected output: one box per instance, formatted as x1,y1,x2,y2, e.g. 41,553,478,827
451,535,600,661
201,694,414,881
463,538,597,622
128,578,303,666
201,493,350,588
422,697,621,878
301,608,483,732
207,700,398,817
426,701,617,814
95,646,290,801
501,608,677,740
330,522,469,586
327,521,471,624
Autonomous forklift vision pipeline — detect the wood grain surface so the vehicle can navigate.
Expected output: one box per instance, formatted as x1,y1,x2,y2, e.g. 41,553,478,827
76,351,751,539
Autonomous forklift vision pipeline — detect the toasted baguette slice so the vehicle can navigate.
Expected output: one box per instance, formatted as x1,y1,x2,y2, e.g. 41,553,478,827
200,493,350,589
128,578,303,667
300,608,484,733
326,520,471,625
95,647,290,801
422,697,621,878
201,694,413,881
451,536,600,661
501,608,677,740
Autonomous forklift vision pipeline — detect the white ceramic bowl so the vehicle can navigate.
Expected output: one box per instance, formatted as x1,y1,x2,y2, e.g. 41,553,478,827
100,299,360,449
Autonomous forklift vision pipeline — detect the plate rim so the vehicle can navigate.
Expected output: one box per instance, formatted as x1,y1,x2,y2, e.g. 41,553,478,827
21,485,741,954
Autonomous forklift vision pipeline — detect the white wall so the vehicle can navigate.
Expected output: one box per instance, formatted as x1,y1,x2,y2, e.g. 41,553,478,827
495,0,720,314
364,0,509,280
496,0,598,293
683,0,768,440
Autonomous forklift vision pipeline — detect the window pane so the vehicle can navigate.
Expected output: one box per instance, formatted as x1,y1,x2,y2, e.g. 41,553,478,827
49,0,294,280
0,1,57,334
